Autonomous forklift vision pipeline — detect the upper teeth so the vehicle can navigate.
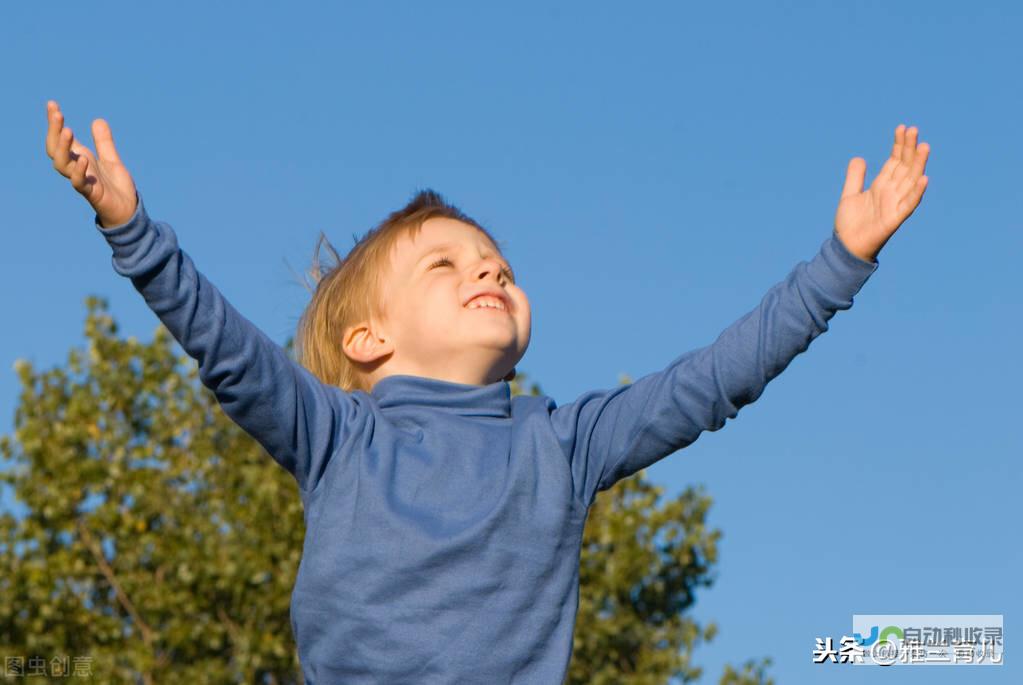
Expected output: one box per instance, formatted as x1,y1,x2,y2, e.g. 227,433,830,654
467,296,506,310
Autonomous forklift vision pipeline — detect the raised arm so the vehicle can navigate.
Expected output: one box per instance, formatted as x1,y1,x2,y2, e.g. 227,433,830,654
100,195,353,492
45,100,353,493
551,124,930,507
551,233,876,506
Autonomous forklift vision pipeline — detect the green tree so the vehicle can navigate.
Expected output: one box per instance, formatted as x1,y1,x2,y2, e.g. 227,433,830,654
1,297,302,683
718,658,774,685
1,297,773,684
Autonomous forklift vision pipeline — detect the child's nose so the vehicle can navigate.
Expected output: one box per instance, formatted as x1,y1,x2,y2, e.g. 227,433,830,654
475,259,505,282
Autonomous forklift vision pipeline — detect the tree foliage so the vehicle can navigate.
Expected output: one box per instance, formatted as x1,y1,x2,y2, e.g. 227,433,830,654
1,297,773,684
1,297,302,683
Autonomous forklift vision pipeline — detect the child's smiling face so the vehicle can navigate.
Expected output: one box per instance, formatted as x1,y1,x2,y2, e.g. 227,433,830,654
370,216,531,386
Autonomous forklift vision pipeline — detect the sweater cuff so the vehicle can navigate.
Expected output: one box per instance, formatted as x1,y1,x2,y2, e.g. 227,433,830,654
93,190,178,281
94,190,150,256
804,230,880,303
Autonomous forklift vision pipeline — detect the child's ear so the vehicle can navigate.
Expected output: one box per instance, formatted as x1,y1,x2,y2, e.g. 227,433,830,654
502,367,516,382
342,321,394,365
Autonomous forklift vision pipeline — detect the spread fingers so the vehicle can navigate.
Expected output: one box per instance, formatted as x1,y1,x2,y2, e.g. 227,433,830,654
69,151,89,193
52,127,76,177
45,101,64,160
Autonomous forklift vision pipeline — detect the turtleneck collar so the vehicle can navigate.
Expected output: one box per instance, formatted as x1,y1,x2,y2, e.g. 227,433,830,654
370,374,512,418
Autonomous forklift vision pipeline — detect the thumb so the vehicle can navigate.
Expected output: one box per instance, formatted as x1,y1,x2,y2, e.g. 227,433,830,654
92,118,122,165
841,157,866,199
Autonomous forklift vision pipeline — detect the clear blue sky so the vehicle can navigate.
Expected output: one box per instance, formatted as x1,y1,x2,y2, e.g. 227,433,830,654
3,2,1019,682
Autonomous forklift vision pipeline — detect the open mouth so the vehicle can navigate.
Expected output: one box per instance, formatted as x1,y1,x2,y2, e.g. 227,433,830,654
464,295,508,312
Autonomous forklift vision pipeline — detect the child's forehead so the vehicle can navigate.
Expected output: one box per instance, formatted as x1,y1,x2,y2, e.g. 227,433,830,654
396,217,500,261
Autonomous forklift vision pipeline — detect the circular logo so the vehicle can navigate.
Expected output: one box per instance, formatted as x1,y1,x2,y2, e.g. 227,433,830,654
871,639,900,666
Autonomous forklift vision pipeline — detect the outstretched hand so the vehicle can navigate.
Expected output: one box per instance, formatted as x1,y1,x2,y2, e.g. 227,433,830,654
835,124,930,263
45,100,138,228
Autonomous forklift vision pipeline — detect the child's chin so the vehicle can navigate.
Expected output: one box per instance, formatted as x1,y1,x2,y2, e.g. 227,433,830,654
468,328,519,350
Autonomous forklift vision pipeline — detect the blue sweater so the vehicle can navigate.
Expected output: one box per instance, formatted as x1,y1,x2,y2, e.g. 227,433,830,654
96,192,877,684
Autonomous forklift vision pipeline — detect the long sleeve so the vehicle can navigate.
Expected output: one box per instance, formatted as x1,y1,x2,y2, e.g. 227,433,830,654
95,191,354,493
550,231,879,507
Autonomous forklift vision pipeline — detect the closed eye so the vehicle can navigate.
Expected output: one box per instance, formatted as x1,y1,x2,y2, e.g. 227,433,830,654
429,257,455,270
429,256,516,284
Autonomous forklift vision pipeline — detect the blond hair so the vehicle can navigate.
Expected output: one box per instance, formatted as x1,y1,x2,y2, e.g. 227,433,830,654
294,189,504,393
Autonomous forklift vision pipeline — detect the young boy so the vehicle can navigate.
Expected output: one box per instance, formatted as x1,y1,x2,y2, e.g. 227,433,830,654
44,99,929,684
